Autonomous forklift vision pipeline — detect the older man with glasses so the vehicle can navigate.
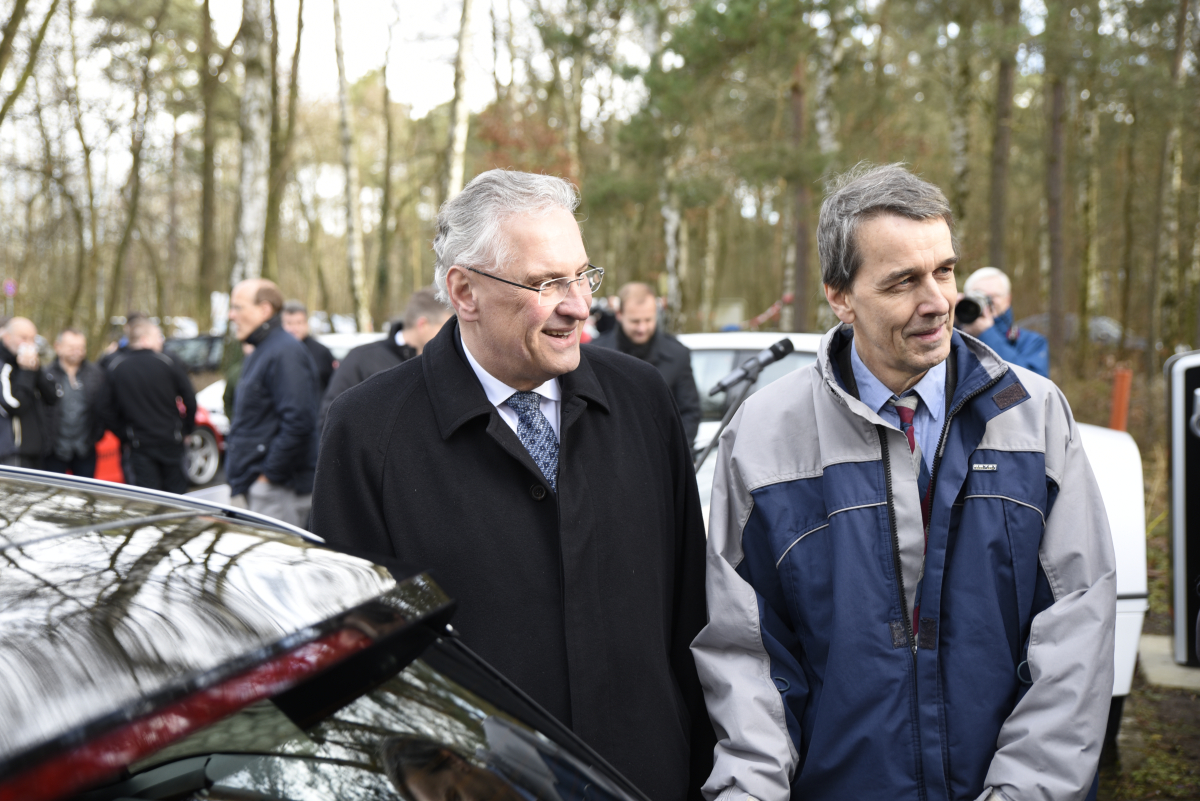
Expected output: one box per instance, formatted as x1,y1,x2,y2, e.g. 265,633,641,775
313,169,714,801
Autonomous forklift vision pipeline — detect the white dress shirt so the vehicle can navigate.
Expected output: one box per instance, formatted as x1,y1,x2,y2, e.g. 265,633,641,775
461,337,561,440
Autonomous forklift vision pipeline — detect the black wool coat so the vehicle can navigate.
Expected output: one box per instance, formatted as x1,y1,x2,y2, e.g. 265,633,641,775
313,319,714,801
318,320,415,429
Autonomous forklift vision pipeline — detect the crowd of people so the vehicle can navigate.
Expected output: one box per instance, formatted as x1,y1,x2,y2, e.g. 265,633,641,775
0,284,453,506
0,163,1111,801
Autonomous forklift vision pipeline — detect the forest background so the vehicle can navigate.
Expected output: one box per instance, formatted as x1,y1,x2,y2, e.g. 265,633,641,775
0,0,1196,379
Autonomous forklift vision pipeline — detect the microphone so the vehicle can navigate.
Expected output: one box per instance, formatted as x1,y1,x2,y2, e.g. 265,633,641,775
708,338,795,396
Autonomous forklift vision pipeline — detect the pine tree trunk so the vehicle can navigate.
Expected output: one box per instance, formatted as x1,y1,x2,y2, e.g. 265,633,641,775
946,6,973,237
167,120,180,316
790,55,811,332
66,0,99,343
1119,116,1137,357
262,0,303,283
1045,74,1066,375
701,204,719,332
333,0,371,331
1076,102,1099,376
0,0,32,83
231,0,272,287
988,0,1018,270
446,0,476,199
198,0,221,324
103,0,168,335
564,51,584,184
1145,0,1191,376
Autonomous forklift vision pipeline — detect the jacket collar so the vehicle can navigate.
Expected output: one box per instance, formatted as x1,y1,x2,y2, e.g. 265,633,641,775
245,314,282,348
819,322,1009,424
423,317,610,441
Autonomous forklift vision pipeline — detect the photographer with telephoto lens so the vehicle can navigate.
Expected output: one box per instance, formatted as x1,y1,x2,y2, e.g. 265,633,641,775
955,267,1049,377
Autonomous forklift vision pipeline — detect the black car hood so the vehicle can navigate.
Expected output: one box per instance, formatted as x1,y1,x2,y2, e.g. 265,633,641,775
0,473,403,760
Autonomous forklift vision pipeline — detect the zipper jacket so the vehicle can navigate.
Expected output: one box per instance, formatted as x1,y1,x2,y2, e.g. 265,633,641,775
692,324,1116,801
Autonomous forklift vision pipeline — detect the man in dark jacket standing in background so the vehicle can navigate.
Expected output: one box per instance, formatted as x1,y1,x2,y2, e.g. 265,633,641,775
227,279,318,528
318,287,451,427
0,317,60,469
282,300,337,394
314,170,713,801
45,328,106,477
591,281,702,445
104,320,196,493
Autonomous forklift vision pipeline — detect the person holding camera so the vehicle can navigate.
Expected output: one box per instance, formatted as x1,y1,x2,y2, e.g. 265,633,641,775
0,317,61,469
957,266,1049,377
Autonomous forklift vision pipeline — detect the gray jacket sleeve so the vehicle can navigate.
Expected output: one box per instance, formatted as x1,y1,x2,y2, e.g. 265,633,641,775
979,377,1117,801
691,402,799,801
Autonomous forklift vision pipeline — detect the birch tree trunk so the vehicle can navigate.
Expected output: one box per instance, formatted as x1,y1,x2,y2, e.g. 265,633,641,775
231,0,272,287
813,23,842,158
661,171,683,332
374,11,398,325
988,0,1018,270
333,0,371,331
1145,0,1190,375
446,0,476,199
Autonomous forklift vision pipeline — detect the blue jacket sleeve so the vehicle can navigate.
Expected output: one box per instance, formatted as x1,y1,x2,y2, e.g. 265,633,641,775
976,326,1050,378
262,345,318,484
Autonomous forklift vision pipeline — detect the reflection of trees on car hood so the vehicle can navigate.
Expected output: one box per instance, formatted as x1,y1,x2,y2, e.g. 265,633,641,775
0,475,395,758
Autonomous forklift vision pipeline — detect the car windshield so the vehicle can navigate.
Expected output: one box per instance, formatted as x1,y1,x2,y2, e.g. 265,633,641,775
80,642,630,801
692,349,816,422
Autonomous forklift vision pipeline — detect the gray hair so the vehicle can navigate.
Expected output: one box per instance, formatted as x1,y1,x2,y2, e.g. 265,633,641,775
817,162,957,293
964,266,1011,296
282,299,307,315
432,169,580,303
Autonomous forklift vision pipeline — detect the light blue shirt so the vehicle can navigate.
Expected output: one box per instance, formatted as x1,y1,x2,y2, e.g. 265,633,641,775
850,344,946,472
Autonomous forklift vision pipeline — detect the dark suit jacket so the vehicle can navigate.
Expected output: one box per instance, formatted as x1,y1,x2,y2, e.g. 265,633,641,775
313,319,714,801
590,327,702,446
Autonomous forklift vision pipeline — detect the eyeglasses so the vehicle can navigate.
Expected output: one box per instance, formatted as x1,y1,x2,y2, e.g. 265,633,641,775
465,265,605,306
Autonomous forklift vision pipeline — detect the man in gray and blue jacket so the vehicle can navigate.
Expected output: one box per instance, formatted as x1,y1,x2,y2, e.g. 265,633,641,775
692,163,1115,801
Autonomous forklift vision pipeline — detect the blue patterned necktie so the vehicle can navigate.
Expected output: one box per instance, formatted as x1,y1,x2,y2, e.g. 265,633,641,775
506,391,559,492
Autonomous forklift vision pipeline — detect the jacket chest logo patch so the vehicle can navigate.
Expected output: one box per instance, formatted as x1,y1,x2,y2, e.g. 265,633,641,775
992,382,1029,410
972,463,998,472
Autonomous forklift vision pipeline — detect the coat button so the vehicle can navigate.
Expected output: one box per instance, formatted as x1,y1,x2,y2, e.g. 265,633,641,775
530,484,546,501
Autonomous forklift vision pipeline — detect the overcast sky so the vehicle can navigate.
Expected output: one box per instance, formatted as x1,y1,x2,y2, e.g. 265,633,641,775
210,0,505,118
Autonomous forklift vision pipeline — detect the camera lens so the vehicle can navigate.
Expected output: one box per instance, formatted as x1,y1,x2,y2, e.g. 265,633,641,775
956,297,982,325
